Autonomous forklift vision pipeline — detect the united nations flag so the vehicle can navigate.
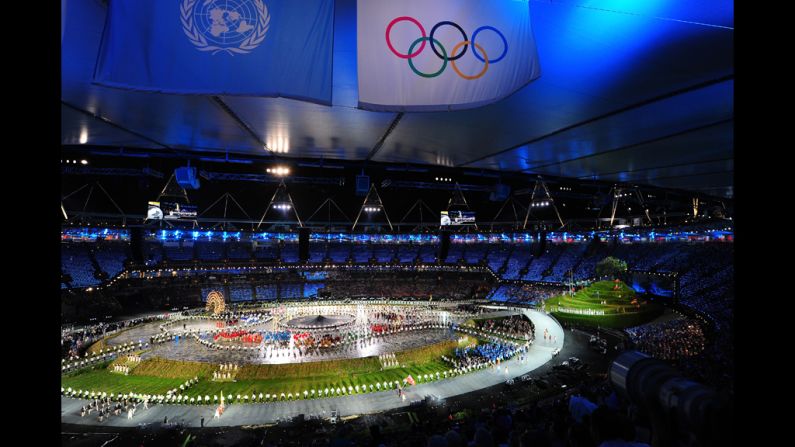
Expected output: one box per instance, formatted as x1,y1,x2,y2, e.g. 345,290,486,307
181,0,270,55
94,0,334,103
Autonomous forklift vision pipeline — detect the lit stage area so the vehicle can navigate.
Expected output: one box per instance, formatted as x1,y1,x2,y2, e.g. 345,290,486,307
60,303,565,427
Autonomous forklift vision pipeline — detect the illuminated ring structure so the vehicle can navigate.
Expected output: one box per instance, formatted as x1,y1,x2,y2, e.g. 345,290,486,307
205,291,226,315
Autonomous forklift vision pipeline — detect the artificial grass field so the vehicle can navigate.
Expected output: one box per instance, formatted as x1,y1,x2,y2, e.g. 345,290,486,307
62,362,187,395
542,280,662,329
62,339,464,401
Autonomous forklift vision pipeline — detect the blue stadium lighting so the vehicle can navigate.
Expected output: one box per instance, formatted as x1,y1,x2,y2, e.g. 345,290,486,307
192,231,199,239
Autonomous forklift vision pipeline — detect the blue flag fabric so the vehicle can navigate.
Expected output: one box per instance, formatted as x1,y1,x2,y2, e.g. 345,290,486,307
94,0,335,104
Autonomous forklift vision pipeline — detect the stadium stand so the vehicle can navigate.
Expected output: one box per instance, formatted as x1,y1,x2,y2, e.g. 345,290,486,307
61,243,101,288
92,241,130,279
195,240,225,261
255,284,279,301
281,242,299,263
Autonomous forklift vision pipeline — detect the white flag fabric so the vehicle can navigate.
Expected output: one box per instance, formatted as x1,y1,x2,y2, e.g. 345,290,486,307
357,0,541,112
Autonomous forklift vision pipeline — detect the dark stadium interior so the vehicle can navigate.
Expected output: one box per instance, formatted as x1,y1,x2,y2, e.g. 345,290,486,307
60,1,734,446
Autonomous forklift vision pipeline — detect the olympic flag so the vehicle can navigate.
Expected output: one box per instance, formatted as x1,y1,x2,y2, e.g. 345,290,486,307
357,0,540,112
93,0,335,103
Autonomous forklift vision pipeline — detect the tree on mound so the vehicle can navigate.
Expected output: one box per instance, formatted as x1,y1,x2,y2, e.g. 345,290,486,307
595,257,628,279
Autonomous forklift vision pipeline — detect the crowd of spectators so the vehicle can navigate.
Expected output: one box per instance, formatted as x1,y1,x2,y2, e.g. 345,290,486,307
503,249,531,280
522,245,562,281
476,316,535,340
61,242,102,288
229,286,254,302
92,241,130,279
488,283,565,304
64,236,733,287
547,244,588,282
486,246,512,273
320,272,491,300
625,317,706,360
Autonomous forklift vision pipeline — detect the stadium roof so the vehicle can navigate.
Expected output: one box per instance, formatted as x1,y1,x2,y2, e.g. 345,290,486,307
61,0,733,198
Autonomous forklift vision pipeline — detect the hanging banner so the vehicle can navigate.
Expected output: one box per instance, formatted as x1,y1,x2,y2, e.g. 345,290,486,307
94,0,335,104
357,0,540,112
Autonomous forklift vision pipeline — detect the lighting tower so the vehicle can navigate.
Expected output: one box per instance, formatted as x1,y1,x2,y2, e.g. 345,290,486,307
352,184,392,231
257,179,302,229
522,177,565,230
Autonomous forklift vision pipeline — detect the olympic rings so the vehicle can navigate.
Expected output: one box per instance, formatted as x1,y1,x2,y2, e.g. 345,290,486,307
450,41,488,80
386,17,427,59
429,21,468,61
471,26,508,63
408,37,447,78
385,17,507,80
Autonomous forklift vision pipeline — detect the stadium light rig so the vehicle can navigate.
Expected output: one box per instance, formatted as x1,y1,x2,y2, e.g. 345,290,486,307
274,203,292,211
364,206,381,213
266,166,291,176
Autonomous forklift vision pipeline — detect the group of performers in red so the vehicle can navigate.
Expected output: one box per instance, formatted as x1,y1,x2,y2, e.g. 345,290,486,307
213,330,263,344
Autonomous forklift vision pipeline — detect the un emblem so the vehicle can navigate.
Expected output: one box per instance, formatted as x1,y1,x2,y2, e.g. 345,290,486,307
181,0,270,55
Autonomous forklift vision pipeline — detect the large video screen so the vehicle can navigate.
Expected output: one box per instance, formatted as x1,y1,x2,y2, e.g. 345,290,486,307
440,210,476,226
147,201,197,220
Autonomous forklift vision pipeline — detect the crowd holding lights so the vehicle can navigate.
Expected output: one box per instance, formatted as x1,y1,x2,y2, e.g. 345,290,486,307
62,225,732,245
